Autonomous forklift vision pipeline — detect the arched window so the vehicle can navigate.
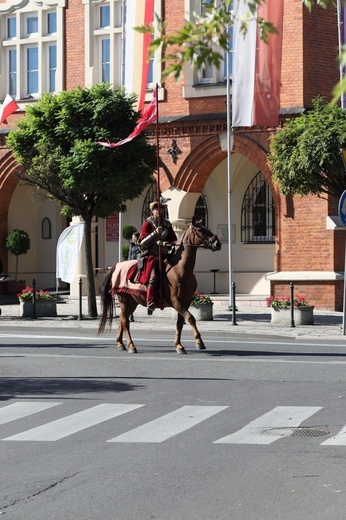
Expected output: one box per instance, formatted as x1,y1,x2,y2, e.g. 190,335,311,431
41,217,51,239
194,194,208,227
142,185,168,222
241,171,275,243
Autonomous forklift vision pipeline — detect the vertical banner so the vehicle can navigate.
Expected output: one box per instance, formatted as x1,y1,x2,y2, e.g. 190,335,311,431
124,0,155,111
232,0,284,127
56,223,84,284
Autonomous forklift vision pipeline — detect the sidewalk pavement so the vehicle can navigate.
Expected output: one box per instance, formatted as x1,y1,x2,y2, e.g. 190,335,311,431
0,294,345,340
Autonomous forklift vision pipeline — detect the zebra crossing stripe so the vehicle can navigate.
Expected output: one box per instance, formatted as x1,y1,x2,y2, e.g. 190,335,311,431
2,403,144,441
0,401,62,425
108,405,228,443
213,406,322,444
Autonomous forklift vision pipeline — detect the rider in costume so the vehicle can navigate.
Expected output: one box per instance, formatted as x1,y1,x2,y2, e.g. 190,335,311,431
139,198,178,313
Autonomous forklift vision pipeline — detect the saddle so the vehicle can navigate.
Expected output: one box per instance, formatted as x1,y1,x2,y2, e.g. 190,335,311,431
127,256,156,286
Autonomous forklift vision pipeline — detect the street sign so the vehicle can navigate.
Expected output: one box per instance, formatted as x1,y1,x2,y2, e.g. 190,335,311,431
338,190,346,226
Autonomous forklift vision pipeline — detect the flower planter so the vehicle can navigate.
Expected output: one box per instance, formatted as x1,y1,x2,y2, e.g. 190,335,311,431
171,302,214,321
20,300,57,318
190,302,214,321
271,306,314,326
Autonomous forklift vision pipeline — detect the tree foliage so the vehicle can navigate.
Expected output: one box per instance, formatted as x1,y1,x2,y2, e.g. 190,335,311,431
269,98,346,199
7,85,156,220
6,84,156,316
6,229,30,281
137,0,335,81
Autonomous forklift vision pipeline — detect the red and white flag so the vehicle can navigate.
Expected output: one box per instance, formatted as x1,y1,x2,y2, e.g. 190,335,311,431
232,0,284,127
98,91,157,148
125,0,155,112
0,94,19,124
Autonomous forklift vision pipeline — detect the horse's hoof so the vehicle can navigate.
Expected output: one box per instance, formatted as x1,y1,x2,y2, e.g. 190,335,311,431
117,344,126,351
196,343,206,350
176,347,187,355
128,346,137,354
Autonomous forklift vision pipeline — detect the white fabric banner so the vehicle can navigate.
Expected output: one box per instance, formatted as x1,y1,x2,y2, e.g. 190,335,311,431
56,223,84,284
232,0,258,127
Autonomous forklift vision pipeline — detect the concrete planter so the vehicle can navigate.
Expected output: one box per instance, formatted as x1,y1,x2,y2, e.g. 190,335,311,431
20,300,57,318
271,306,314,326
190,302,214,321
171,302,214,321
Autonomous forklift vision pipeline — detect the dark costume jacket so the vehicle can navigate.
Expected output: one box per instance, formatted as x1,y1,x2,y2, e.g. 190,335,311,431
139,216,177,257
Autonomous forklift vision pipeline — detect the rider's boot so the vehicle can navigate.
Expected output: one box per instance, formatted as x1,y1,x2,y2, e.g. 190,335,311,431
147,284,156,315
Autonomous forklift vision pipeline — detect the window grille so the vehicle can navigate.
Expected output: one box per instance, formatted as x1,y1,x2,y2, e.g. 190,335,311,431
194,194,208,227
142,185,168,222
241,171,275,243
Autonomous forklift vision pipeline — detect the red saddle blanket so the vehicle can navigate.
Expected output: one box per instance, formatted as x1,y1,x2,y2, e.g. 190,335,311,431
110,260,147,297
127,256,156,285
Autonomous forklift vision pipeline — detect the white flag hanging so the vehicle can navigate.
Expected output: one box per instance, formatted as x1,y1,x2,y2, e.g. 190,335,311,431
56,223,84,284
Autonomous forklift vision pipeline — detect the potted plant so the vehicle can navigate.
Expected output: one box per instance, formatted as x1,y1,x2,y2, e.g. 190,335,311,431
190,292,214,321
5,229,30,292
267,295,314,326
18,287,57,318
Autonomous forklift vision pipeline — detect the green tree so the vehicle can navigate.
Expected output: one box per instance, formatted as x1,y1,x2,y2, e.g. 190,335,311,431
5,229,30,281
268,98,346,199
6,84,156,317
138,0,334,81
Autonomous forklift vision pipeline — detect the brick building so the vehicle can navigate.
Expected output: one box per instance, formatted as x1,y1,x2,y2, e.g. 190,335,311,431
0,0,344,309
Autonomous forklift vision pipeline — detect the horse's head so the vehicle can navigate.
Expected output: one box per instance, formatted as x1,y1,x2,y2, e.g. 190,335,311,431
187,216,222,251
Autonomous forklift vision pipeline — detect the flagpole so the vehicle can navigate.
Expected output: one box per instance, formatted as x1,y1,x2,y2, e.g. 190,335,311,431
155,84,164,310
337,0,345,109
226,18,234,312
118,0,127,263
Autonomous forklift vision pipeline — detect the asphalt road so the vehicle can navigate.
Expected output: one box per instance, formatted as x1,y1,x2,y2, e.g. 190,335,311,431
1,329,346,519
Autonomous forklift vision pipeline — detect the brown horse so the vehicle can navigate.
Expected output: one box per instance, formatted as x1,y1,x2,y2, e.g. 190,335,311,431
98,217,222,354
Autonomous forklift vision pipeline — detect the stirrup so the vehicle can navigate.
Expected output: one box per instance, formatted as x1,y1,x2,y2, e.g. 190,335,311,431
147,302,155,315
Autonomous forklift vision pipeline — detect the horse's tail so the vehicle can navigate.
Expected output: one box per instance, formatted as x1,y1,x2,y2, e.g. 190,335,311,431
98,264,116,335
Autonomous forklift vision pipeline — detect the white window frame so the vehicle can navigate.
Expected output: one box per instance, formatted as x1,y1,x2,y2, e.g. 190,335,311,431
183,0,231,99
0,1,65,101
46,43,57,93
25,45,39,96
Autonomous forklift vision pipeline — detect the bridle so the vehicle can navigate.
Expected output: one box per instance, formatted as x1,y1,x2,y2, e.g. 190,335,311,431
177,224,219,250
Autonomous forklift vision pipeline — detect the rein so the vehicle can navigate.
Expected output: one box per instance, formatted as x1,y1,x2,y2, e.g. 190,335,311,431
175,227,218,249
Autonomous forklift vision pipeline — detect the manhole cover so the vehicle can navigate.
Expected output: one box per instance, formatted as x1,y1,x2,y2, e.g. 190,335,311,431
262,426,330,437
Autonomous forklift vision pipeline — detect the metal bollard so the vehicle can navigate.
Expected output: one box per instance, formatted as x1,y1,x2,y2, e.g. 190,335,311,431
78,277,83,320
290,281,295,328
231,282,237,326
32,278,37,319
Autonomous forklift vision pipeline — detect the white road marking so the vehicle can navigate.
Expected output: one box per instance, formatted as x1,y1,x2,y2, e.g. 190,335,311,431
108,405,228,443
213,406,322,444
0,401,62,425
3,403,143,441
321,425,346,445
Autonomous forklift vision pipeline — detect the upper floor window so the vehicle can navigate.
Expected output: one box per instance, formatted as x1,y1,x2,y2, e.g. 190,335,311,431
7,17,16,39
26,15,38,37
101,38,111,83
26,46,39,94
184,0,231,97
241,171,275,243
0,6,62,100
47,12,57,35
100,6,110,28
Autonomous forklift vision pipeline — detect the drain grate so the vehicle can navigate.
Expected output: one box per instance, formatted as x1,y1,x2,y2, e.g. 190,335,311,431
261,426,330,438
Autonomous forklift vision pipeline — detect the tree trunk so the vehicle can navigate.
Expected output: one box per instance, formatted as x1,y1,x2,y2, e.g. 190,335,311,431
84,216,97,317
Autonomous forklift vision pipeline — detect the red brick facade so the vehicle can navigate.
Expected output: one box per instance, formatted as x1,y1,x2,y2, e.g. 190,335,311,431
0,0,344,309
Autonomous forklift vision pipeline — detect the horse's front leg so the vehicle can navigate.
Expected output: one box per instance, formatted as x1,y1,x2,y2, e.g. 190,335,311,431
174,313,187,354
183,309,206,350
